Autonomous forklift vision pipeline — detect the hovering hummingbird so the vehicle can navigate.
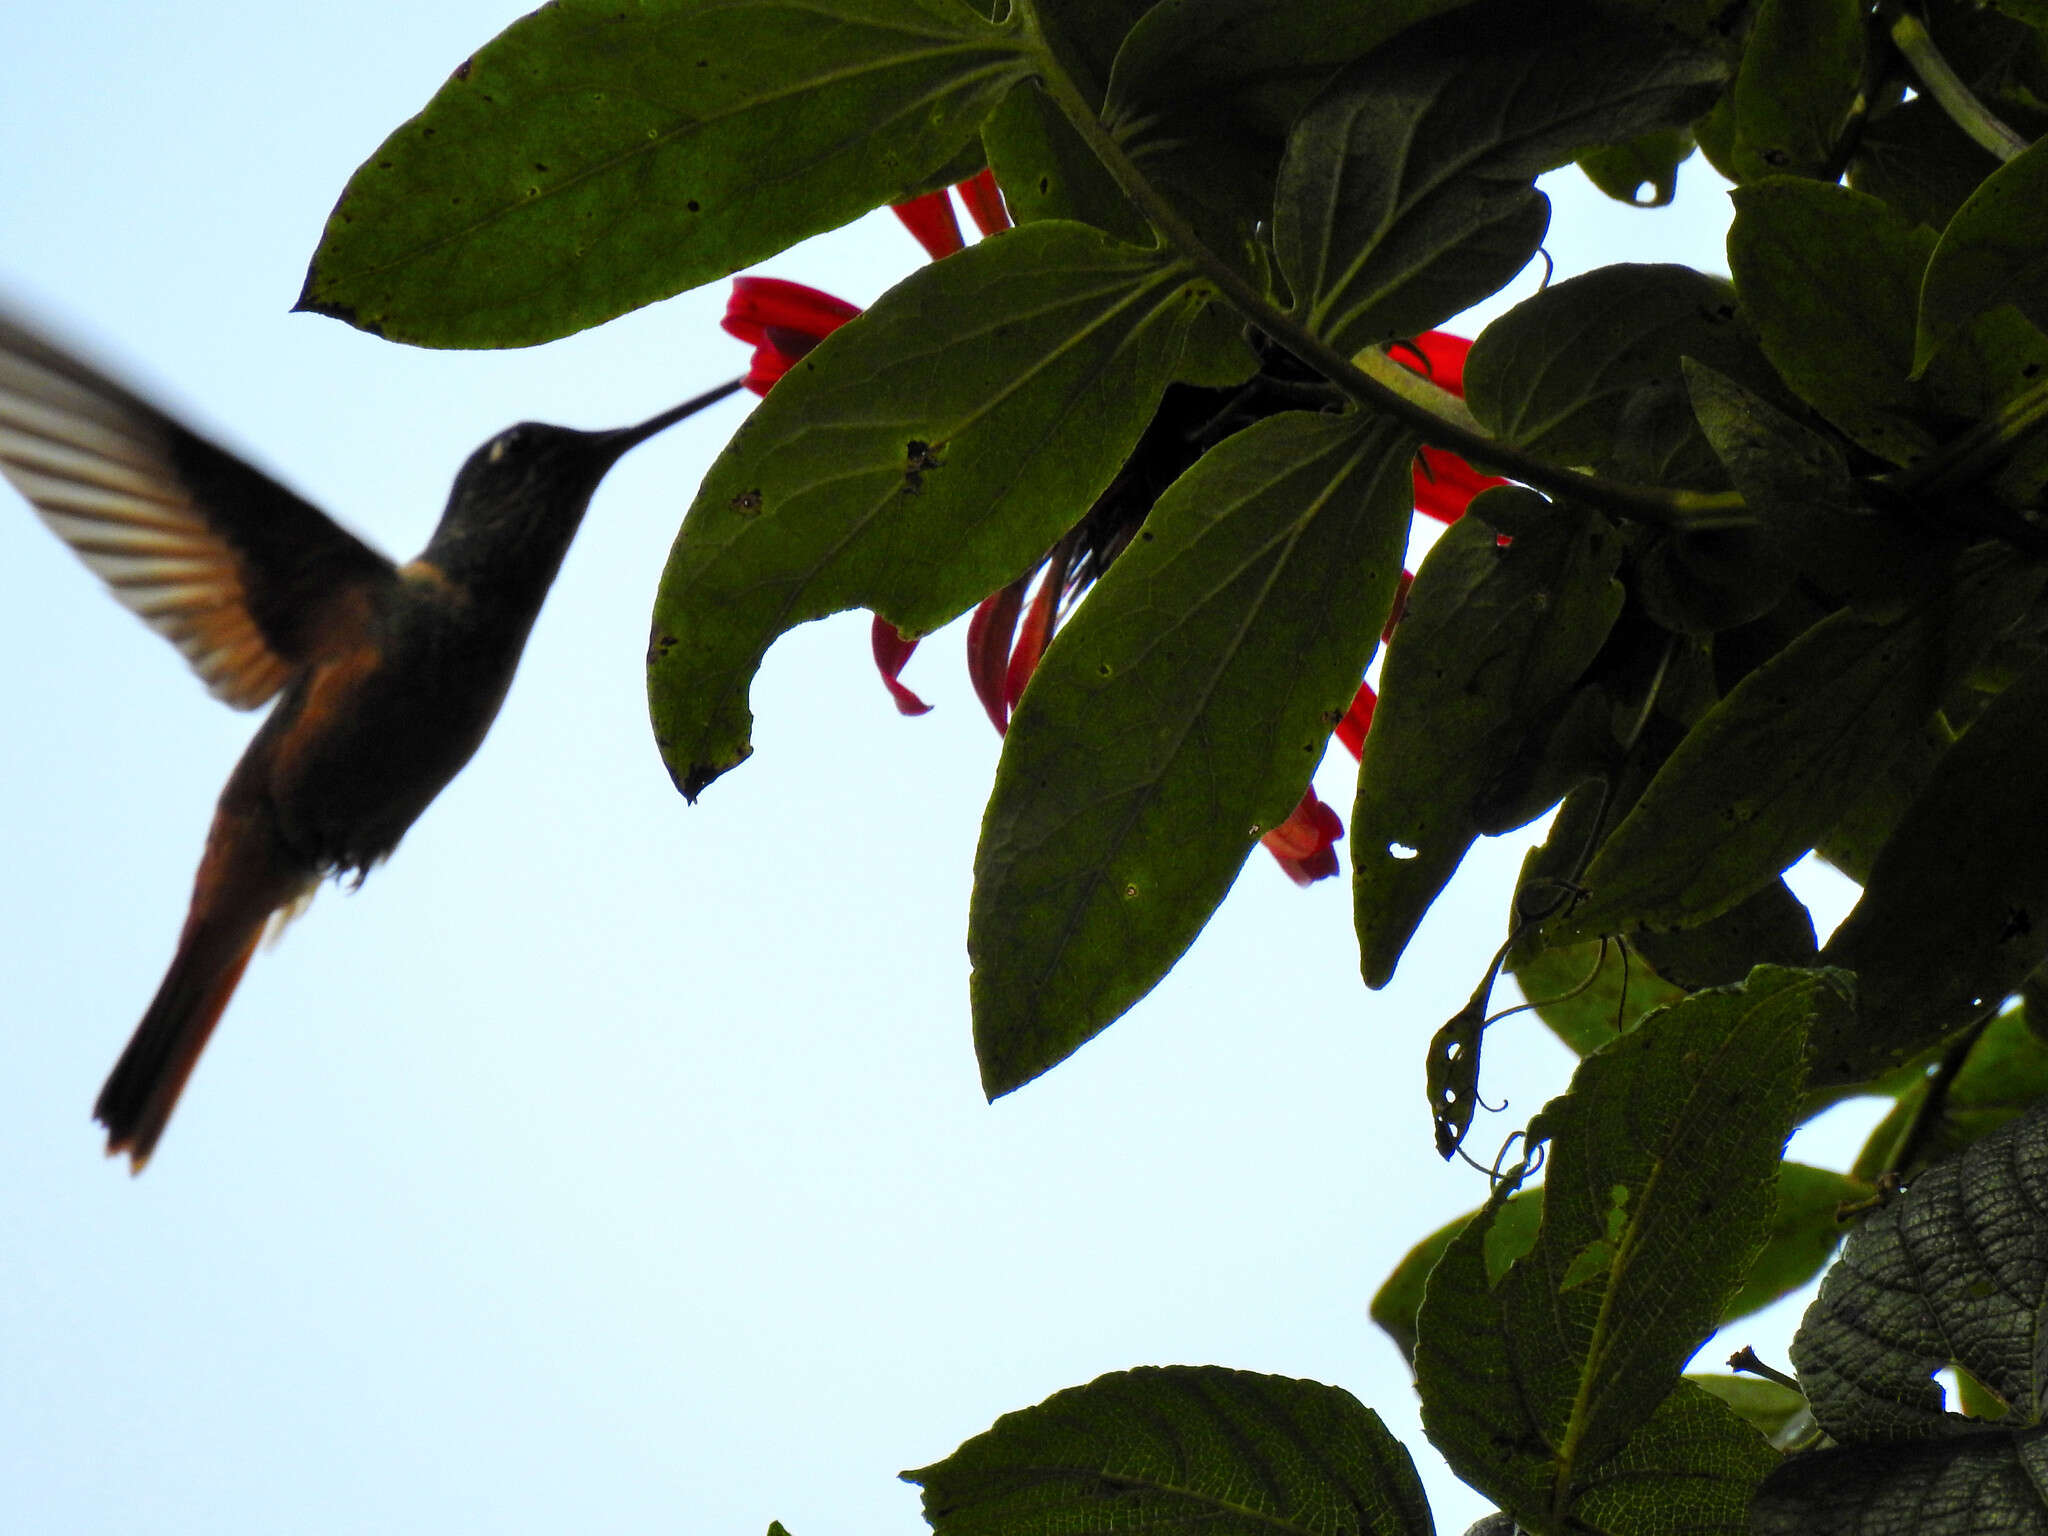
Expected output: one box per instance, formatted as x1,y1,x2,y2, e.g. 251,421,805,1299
0,311,740,1170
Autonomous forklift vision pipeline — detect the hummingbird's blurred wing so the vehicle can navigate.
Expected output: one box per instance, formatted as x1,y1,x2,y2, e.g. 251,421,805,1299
0,310,396,710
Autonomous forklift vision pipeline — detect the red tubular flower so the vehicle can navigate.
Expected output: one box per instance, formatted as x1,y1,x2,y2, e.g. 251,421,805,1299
1334,683,1377,761
890,188,966,261
966,579,1029,733
1262,788,1345,885
1396,331,1508,524
958,168,1011,237
870,617,932,716
722,277,861,396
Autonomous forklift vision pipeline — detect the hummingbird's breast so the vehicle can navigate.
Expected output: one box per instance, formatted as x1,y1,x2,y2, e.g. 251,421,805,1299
254,562,538,876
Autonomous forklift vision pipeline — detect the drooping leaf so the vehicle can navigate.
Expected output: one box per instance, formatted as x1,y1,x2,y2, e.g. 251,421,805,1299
1727,179,1939,465
648,223,1206,799
970,410,1414,1097
1272,19,1726,351
904,1365,1436,1536
1757,1096,2048,1533
1355,491,1624,988
298,0,1027,347
1918,136,2048,372
1727,0,1866,182
1557,599,1949,943
1372,1187,1544,1364
1685,1375,1811,1444
1416,967,1836,1532
1577,128,1695,206
1464,264,1781,475
1851,1007,2048,1184
1818,649,2048,1087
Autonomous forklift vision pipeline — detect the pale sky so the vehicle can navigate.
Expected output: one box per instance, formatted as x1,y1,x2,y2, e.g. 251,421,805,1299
3,6,1873,1532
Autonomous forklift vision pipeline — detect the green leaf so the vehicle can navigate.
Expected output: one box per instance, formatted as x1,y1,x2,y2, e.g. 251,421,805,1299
1558,601,1948,942
1416,967,1833,1532
1685,1375,1810,1443
1354,492,1624,988
1850,96,2004,232
298,0,1026,347
1917,136,2048,372
981,81,1149,241
1631,877,1818,991
1024,0,1155,105
648,223,1205,799
1577,128,1695,207
1851,1006,2048,1183
1756,1097,2048,1533
970,411,1414,1097
1685,360,1953,611
1272,20,1726,351
1724,1161,1869,1322
1506,940,1685,1057
1815,718,1951,886
1727,0,1865,182
1728,179,1940,465
1819,650,2048,1087
1465,264,1781,475
903,1365,1436,1536
1377,1158,1860,1366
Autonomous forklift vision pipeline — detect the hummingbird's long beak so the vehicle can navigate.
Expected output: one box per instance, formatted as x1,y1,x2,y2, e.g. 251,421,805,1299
598,376,748,462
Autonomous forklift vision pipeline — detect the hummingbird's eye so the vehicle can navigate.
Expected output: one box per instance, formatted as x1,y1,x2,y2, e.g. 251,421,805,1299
488,426,527,463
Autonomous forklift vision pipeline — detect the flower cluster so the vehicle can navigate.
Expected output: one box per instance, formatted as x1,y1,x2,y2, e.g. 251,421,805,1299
719,174,1503,887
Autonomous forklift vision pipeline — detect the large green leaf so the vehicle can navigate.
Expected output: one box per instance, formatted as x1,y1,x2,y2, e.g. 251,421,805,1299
1576,128,1694,207
1272,22,1726,352
648,223,1205,799
1416,967,1835,1532
1850,96,2005,232
1917,135,2048,371
1355,492,1624,988
1727,0,1865,182
1465,264,1778,474
1556,600,1949,943
1756,1097,2048,1533
298,0,1026,347
1375,1159,1864,1366
970,410,1414,1097
1818,650,2048,1087
981,80,1149,241
1727,179,1939,465
904,1365,1435,1536
1506,939,1685,1058
1631,877,1818,991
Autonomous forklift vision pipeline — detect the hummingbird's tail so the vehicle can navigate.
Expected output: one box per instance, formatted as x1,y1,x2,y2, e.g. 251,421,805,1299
95,808,311,1172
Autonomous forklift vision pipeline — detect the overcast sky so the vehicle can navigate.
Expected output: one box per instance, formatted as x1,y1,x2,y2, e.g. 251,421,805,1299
3,7,1874,1532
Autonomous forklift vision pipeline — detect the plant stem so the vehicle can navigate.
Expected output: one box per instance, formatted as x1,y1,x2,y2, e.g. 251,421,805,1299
1887,7,2031,163
1016,17,1753,532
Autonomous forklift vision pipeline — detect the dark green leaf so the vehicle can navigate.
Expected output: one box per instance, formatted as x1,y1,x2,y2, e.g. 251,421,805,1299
1850,96,2004,231
1918,136,2048,372
1026,0,1154,105
1685,360,1953,611
1819,650,2048,1087
1558,602,1948,942
1727,0,1865,182
1816,718,1952,886
970,411,1414,1097
1416,967,1833,1532
981,81,1149,241
1631,877,1817,990
1372,1188,1543,1364
1633,523,1796,635
1851,1007,2048,1183
1272,21,1726,351
1725,1162,1869,1322
1355,492,1624,988
1727,179,1939,465
1685,1374,1810,1443
903,1365,1435,1536
298,0,1026,347
1758,1098,2048,1532
1507,939,1685,1057
1465,263,1779,474
1577,128,1695,207
648,224,1204,799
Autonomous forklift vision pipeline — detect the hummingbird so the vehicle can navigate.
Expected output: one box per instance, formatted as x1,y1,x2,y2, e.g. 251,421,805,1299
0,310,740,1170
